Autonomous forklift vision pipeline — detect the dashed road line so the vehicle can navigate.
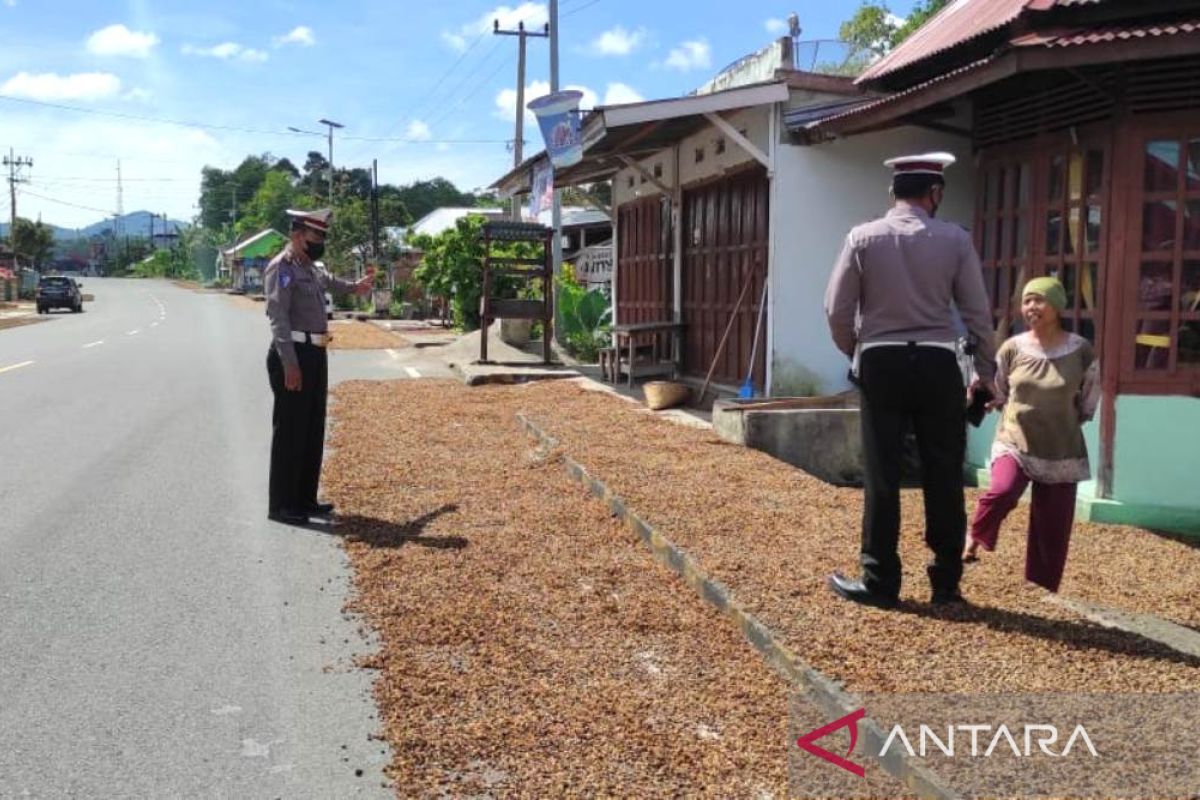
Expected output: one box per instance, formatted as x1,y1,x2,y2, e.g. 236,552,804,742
127,330,141,336
386,348,400,360
83,340,105,349
405,367,421,379
0,360,34,375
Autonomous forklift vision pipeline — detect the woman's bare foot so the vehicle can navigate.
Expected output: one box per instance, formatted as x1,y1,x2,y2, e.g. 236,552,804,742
962,540,981,563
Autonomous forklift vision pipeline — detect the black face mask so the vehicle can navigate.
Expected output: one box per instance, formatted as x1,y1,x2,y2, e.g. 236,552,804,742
304,240,325,260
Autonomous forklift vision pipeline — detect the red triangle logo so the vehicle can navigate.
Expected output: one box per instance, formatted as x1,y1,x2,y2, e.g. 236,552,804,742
796,707,866,778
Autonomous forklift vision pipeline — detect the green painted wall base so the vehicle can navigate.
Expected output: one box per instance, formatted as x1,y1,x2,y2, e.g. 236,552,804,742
971,467,1200,537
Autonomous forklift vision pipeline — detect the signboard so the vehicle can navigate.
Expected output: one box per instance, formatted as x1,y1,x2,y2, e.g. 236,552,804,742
529,160,554,220
528,90,584,168
575,241,613,286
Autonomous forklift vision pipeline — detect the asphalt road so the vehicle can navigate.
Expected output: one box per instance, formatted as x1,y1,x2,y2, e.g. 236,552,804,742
0,278,434,798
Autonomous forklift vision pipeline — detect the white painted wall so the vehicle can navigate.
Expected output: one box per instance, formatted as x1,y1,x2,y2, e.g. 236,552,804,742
769,126,978,396
611,106,771,207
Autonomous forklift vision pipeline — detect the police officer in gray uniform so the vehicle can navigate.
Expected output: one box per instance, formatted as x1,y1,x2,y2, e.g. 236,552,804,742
823,153,996,608
264,208,374,524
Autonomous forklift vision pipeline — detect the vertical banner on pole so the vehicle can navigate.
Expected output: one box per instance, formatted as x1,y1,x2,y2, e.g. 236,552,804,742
529,161,554,220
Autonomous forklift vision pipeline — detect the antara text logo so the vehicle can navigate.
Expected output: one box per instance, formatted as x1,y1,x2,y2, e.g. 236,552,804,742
797,708,1100,778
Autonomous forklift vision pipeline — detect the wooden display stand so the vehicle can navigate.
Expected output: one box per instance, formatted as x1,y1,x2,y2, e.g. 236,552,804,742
479,221,554,365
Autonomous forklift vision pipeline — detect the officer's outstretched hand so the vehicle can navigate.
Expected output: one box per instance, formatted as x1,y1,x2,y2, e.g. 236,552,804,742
354,267,376,296
284,362,302,392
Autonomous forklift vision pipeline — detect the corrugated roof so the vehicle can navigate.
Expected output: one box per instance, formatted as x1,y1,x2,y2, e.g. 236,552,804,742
1030,19,1200,47
857,0,1110,84
858,0,1029,83
792,57,993,135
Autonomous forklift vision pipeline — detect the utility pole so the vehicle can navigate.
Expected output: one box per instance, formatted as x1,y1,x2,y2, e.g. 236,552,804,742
549,0,564,343
319,118,343,206
5,149,33,271
370,159,380,261
494,19,549,220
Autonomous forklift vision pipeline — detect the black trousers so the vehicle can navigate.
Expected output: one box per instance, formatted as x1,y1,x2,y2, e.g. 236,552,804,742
858,345,966,599
266,343,328,514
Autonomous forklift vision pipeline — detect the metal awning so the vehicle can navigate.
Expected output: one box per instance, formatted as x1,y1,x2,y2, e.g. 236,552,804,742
491,80,790,196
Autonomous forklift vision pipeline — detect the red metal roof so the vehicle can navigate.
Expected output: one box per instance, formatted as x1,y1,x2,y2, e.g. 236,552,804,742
1027,19,1200,47
857,0,1108,84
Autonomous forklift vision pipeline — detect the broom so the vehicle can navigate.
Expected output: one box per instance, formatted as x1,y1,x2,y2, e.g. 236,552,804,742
739,279,768,399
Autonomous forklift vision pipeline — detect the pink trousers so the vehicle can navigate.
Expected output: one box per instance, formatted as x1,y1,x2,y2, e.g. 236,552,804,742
969,455,1077,592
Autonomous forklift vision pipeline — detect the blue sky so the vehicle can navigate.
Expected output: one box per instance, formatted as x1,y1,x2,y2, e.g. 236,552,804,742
0,0,925,229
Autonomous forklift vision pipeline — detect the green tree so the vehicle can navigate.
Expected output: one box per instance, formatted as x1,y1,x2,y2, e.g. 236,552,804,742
11,217,55,268
892,0,951,44
836,0,951,73
411,214,535,330
237,170,300,237
840,3,896,63
325,195,371,275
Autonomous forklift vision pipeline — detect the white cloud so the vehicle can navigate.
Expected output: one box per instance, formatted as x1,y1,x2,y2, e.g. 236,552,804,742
494,80,596,128
182,42,268,63
3,0,16,7
405,120,432,141
664,39,711,71
86,24,160,58
589,26,646,56
440,31,468,52
443,2,548,51
123,87,153,102
603,82,643,105
764,18,789,36
274,25,315,47
1,71,121,101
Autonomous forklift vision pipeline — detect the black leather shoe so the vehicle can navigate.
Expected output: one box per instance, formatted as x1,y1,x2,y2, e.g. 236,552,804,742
268,508,310,525
827,572,898,609
302,502,335,516
931,590,969,606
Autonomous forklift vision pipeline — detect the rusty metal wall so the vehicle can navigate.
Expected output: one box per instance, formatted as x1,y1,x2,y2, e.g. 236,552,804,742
681,166,769,389
616,195,673,325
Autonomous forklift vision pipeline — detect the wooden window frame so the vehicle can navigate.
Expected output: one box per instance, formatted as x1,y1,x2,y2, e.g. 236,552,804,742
975,123,1113,356
1112,111,1200,396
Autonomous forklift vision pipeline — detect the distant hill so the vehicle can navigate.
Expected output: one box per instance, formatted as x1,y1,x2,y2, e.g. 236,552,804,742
0,210,187,242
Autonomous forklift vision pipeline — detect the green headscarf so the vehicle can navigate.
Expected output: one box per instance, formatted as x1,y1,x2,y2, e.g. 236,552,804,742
1023,276,1067,312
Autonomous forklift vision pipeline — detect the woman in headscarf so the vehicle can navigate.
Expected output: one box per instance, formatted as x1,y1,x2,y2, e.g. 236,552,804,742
963,277,1100,592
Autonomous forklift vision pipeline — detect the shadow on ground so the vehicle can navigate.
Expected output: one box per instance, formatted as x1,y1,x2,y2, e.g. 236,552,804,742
898,599,1200,667
298,504,467,551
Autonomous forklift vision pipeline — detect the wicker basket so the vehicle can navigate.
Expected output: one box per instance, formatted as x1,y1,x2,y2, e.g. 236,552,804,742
643,381,690,411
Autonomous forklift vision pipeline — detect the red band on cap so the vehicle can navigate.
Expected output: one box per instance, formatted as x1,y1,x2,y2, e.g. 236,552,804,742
893,162,945,173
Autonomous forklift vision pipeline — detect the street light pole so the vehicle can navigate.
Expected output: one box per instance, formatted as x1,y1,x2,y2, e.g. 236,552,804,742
288,119,344,206
318,118,343,206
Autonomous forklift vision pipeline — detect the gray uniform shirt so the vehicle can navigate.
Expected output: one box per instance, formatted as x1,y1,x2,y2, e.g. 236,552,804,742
823,203,996,380
264,245,357,368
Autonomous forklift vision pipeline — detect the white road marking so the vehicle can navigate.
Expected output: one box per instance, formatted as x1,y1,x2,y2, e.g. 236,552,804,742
0,360,34,375
150,321,159,328
83,340,104,348
386,348,400,360
127,330,140,336
405,367,421,379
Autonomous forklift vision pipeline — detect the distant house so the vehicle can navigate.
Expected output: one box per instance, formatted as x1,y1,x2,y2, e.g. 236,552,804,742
408,206,507,239
222,228,287,294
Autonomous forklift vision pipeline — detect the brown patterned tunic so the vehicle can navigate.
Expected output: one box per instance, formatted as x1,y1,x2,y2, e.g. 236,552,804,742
991,332,1101,484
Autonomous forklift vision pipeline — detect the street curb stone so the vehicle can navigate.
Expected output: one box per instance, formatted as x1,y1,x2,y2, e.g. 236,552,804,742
515,412,961,800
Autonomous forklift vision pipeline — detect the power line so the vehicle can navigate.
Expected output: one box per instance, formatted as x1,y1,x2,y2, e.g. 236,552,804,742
16,187,117,217
563,0,603,17
425,46,514,132
0,94,508,144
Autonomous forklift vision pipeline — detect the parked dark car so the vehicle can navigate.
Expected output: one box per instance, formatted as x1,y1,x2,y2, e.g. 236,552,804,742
36,275,84,313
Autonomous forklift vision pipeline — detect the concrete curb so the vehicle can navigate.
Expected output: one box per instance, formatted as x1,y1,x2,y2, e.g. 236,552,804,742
515,412,961,800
